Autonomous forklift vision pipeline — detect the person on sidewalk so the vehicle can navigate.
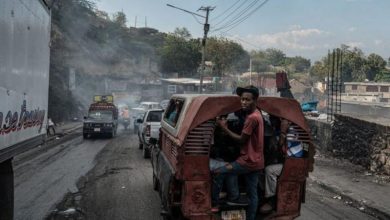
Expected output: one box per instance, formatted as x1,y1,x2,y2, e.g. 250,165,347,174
260,116,303,213
212,85,264,220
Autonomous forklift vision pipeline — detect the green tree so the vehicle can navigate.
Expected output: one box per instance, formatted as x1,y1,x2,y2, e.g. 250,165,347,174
309,59,328,81
265,48,286,66
159,32,201,77
205,37,249,76
172,27,192,40
112,11,127,27
251,50,269,72
285,56,311,72
366,53,386,80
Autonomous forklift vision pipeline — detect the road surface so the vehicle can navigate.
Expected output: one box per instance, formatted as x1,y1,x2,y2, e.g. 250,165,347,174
13,128,377,220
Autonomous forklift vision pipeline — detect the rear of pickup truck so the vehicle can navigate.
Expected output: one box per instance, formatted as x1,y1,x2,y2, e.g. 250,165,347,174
139,109,164,158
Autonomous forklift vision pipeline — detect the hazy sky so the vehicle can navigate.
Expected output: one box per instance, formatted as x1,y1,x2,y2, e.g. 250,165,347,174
96,0,390,62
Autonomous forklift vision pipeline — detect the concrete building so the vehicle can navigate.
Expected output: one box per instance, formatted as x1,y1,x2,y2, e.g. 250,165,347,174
341,82,390,118
343,82,390,103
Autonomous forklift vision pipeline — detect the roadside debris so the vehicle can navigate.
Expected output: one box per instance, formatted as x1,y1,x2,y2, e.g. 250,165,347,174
333,195,342,200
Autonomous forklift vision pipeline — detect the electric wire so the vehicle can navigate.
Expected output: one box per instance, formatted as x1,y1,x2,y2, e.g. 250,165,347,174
213,0,269,33
212,0,260,31
211,0,241,22
212,0,253,27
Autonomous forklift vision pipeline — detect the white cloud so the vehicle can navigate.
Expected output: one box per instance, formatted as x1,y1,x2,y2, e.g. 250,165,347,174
244,26,327,51
374,40,383,45
346,41,364,48
348,27,356,32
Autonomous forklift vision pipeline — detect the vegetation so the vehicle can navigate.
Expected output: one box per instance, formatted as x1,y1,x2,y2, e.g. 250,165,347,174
48,0,389,122
310,44,389,82
250,49,311,74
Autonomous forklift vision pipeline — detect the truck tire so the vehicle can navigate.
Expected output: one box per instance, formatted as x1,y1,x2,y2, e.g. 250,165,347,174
143,146,150,159
83,133,88,139
153,174,159,191
0,159,14,220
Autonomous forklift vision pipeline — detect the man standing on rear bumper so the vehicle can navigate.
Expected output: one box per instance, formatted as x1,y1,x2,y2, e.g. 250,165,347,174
213,85,264,220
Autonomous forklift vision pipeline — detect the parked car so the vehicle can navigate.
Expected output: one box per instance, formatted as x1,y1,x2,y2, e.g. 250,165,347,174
137,109,164,158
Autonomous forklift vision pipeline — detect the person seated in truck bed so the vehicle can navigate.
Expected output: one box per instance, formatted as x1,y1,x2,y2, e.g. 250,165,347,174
260,115,304,213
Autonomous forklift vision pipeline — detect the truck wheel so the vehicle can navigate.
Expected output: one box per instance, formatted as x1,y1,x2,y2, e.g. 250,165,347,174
83,133,88,139
153,174,159,191
109,132,114,138
143,146,150,159
0,159,14,220
139,141,143,149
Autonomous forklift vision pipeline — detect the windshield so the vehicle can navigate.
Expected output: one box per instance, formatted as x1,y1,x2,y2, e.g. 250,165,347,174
88,110,113,120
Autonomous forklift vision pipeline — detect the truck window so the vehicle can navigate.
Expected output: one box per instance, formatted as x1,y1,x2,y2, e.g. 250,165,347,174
147,111,163,122
164,99,184,127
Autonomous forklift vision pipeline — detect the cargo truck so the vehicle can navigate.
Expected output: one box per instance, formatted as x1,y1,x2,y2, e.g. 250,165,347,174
0,0,52,219
83,95,119,138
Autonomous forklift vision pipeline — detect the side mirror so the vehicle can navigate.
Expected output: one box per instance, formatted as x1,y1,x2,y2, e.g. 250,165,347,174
149,137,158,145
83,116,87,120
136,118,143,123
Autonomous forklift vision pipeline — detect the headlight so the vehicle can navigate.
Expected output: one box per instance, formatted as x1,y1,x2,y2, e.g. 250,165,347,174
105,123,113,127
84,123,90,127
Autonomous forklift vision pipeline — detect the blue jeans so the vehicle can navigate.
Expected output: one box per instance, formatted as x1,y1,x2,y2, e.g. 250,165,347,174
212,162,260,220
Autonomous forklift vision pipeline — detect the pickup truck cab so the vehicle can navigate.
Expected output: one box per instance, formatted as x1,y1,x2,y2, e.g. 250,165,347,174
137,109,164,158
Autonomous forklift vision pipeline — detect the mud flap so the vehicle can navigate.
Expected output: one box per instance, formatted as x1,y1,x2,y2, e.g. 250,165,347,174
157,152,175,213
0,159,14,220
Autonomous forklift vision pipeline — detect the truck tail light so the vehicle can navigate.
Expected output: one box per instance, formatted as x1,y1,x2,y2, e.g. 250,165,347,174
146,124,151,136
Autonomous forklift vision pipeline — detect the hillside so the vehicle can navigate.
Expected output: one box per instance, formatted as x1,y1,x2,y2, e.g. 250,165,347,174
48,0,165,122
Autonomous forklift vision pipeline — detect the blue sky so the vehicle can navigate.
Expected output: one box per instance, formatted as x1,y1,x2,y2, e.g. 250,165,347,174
95,0,390,62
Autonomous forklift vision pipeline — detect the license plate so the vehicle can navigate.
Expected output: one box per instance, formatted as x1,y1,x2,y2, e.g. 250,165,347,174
94,128,101,132
221,210,245,220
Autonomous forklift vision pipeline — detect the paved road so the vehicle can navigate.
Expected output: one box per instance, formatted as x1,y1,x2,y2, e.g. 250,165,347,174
14,128,377,220
14,132,109,220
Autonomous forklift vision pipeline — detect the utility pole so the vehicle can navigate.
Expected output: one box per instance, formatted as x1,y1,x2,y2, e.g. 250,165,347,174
166,4,214,94
249,58,252,85
198,6,214,93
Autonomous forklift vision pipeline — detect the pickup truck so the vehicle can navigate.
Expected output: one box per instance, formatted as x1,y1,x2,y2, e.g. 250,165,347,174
131,101,161,134
137,109,164,158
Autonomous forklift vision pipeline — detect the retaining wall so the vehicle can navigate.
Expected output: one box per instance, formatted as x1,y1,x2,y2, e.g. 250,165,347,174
307,115,390,175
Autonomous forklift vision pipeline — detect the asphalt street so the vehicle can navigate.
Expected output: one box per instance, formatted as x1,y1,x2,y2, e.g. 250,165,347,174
13,127,378,220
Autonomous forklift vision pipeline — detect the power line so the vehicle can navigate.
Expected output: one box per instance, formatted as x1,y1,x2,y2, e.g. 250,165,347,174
192,14,203,25
213,0,269,33
212,0,250,27
211,0,241,22
212,0,259,31
215,32,262,50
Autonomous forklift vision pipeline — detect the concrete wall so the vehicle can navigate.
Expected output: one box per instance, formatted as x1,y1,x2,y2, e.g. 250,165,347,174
341,102,390,119
308,115,390,175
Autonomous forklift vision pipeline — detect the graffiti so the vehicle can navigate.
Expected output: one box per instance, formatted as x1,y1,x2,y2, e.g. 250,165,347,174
0,100,46,136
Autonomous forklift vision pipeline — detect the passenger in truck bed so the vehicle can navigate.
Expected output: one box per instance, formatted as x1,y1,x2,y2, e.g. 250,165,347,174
211,85,264,220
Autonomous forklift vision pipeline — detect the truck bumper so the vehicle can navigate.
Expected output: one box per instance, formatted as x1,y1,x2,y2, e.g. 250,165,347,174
83,127,114,134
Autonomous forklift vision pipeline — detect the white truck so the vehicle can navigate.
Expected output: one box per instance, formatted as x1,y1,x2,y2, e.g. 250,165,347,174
0,0,51,218
137,109,164,158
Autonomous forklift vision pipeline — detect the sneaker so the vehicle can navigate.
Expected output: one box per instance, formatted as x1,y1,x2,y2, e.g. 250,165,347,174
211,201,220,213
226,197,248,206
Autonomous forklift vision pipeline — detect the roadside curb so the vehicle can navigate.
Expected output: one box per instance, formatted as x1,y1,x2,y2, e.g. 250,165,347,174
310,177,390,220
